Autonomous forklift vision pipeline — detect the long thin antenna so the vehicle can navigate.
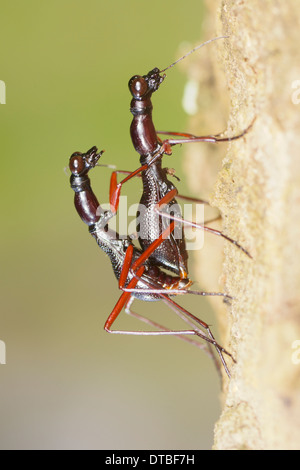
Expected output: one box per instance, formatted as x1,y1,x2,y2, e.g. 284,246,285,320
159,36,229,73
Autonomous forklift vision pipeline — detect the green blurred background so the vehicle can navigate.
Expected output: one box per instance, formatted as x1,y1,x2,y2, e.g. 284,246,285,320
0,0,222,449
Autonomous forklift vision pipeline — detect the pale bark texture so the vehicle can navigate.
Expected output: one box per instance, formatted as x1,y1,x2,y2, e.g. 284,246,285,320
183,0,300,450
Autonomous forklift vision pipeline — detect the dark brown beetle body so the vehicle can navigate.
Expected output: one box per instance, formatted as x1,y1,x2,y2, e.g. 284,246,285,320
69,146,234,377
129,68,189,278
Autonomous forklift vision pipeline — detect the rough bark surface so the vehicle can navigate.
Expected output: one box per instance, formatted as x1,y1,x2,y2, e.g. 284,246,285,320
184,0,300,450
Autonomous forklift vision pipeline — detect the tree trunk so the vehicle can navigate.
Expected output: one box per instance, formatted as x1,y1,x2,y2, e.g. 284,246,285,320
184,0,300,450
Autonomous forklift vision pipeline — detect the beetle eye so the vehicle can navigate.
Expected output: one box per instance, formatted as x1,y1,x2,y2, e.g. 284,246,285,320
128,75,148,98
69,153,85,175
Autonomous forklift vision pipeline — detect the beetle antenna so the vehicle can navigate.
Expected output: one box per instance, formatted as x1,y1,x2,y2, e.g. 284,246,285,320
159,36,229,73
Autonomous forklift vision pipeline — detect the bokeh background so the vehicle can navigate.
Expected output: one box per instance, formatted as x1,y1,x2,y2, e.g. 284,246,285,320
0,0,224,449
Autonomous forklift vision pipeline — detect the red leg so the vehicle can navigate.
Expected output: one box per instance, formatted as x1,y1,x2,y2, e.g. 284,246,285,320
124,296,222,379
156,117,255,146
105,287,232,376
117,219,231,299
131,221,176,273
118,244,134,290
124,296,210,352
109,143,170,214
176,194,210,205
158,210,252,258
109,165,148,214
104,265,144,332
156,189,252,258
105,280,233,377
104,220,233,377
122,285,230,298
109,119,255,214
105,221,177,331
160,295,233,378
